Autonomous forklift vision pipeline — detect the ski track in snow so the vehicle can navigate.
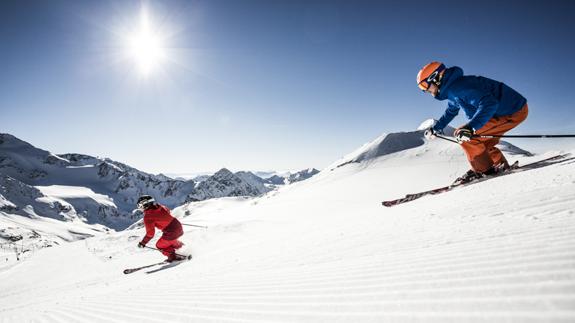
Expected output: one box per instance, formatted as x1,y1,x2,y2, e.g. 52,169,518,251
1,151,575,322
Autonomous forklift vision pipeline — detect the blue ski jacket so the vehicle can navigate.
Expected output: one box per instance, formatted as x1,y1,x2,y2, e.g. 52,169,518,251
432,66,527,132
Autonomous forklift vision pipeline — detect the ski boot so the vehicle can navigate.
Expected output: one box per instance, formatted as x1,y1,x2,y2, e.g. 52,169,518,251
452,169,483,186
483,160,513,177
166,253,188,263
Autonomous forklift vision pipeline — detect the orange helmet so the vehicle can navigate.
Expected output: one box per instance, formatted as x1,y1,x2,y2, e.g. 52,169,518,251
417,61,445,91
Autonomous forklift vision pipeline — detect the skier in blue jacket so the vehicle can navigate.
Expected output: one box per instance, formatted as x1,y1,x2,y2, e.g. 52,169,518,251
418,61,528,184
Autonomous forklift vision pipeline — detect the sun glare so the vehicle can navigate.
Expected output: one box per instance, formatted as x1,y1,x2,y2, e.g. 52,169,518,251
125,6,166,77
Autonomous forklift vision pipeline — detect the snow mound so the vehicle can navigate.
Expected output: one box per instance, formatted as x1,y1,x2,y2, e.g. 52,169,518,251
417,118,436,130
329,119,532,169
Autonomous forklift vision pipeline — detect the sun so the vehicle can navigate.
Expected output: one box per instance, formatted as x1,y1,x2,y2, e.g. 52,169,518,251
124,6,167,78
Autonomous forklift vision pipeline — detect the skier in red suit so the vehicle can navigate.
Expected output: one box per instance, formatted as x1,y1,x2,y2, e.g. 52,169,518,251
136,195,186,262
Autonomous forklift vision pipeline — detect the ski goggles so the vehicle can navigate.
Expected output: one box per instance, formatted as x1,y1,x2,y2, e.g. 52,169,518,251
137,198,155,210
418,69,442,92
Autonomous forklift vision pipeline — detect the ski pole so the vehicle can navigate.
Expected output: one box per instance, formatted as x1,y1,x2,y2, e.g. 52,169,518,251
474,134,575,139
181,223,208,229
143,245,187,258
435,134,459,144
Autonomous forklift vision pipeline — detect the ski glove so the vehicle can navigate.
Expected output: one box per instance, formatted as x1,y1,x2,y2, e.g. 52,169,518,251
137,242,146,248
454,125,474,143
424,127,437,140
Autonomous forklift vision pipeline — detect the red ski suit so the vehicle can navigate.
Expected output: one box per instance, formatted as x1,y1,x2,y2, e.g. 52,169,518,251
140,204,183,256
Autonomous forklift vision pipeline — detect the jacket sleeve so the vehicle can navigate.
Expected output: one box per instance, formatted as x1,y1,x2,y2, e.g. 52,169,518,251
467,93,499,131
433,102,459,131
140,216,155,245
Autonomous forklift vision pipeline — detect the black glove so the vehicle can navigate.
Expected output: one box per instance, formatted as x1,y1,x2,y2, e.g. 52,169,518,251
137,242,146,248
424,127,437,140
454,124,474,142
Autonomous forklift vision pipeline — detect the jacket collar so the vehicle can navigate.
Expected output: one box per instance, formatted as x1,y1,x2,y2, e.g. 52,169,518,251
435,66,464,101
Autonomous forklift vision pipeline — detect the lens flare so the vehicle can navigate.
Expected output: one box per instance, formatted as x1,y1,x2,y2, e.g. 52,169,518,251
125,6,166,77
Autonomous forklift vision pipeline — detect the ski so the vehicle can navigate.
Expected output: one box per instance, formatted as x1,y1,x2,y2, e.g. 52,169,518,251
123,261,167,275
382,154,572,207
123,255,192,274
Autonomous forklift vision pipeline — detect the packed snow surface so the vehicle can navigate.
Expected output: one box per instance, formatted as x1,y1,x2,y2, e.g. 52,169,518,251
1,140,574,322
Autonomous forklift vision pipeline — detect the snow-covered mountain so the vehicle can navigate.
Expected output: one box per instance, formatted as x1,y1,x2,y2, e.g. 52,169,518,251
0,173,109,254
2,123,573,322
285,168,320,183
0,134,271,231
1,174,80,222
330,119,532,169
173,169,321,186
263,174,287,185
259,168,320,185
190,169,271,201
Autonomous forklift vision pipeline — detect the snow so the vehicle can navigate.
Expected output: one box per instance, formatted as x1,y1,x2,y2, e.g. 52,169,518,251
36,185,117,207
0,195,16,210
418,118,436,130
1,138,574,322
0,134,271,230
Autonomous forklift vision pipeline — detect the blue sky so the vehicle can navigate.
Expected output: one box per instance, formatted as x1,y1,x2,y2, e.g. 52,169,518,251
1,0,575,174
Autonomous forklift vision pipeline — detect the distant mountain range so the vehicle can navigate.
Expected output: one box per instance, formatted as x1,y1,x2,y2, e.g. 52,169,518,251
168,169,320,186
0,133,319,231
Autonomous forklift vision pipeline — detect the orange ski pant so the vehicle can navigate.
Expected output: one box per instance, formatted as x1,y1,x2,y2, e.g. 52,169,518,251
461,104,528,173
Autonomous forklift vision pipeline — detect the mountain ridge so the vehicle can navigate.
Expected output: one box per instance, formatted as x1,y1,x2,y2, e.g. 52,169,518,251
0,133,272,231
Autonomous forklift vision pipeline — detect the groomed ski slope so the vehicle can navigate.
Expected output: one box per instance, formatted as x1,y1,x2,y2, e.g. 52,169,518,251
1,140,574,323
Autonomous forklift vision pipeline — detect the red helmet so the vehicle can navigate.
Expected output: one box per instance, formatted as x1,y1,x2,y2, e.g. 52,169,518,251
417,61,445,91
